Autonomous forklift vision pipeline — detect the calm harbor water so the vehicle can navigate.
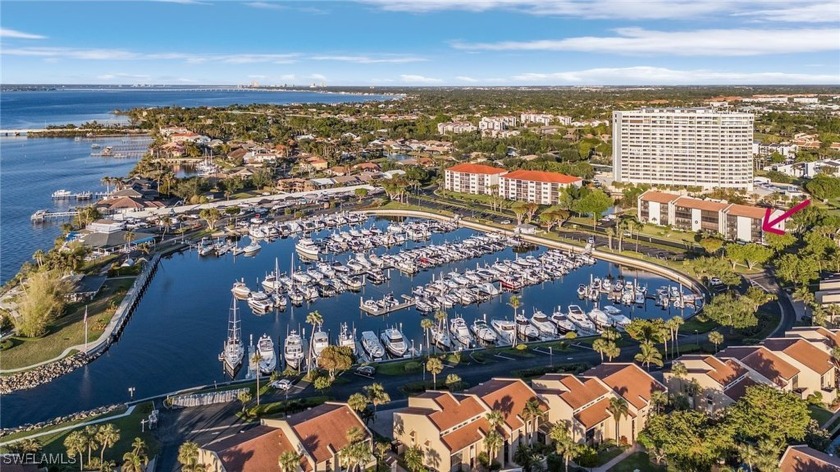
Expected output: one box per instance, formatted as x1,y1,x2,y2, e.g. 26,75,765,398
0,218,692,427
0,88,388,284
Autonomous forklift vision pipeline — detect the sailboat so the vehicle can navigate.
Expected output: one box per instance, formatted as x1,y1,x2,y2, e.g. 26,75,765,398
219,296,244,373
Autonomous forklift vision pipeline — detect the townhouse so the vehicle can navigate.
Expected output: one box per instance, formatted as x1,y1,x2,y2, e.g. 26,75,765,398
498,170,583,205
393,378,545,472
637,190,786,243
199,402,372,472
779,445,840,471
443,163,508,196
666,329,840,414
437,122,477,135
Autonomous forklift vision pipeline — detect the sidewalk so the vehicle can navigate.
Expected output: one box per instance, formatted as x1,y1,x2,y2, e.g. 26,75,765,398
591,444,640,472
0,405,135,446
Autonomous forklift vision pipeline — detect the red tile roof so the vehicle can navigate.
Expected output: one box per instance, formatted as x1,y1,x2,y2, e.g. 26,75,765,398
764,338,834,375
534,374,609,410
440,418,492,452
724,376,759,402
779,445,840,472
446,163,507,175
287,403,369,464
719,347,799,385
204,425,299,472
584,363,665,410
574,398,612,429
698,356,748,387
726,203,769,220
426,392,487,431
639,191,681,204
674,197,727,212
501,169,582,184
466,379,544,431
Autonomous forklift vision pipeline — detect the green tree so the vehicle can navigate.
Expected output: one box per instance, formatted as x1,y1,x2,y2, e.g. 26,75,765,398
511,201,528,225
572,188,613,230
198,207,221,230
708,330,724,353
237,390,252,413
14,270,70,338
776,253,820,288
177,441,203,472
703,291,760,329
364,383,390,418
314,374,333,393
305,310,324,374
420,318,434,351
426,356,443,389
805,174,840,200
445,373,463,392
764,232,796,254
634,341,664,370
95,424,120,465
521,398,544,445
548,421,580,472
278,450,302,472
726,385,811,447
83,425,99,466
593,338,610,362
637,409,729,470
354,187,369,202
318,345,354,380
607,397,629,443
699,237,724,256
64,431,86,472
404,444,425,472
483,429,504,466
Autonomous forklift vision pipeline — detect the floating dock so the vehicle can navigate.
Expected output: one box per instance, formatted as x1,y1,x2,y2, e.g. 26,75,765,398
31,209,79,223
359,295,415,316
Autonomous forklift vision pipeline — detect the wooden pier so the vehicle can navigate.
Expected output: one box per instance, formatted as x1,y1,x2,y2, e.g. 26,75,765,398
31,209,79,223
359,295,415,316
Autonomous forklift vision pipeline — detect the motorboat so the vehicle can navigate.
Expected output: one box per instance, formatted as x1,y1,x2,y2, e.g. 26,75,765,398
361,331,385,361
530,310,556,337
568,305,597,334
588,308,612,329
311,328,329,359
449,316,473,347
515,314,540,341
257,334,277,374
577,284,587,298
248,291,273,314
284,330,305,370
381,327,408,357
471,318,498,344
295,238,320,258
430,325,452,349
52,189,72,199
272,293,287,308
243,240,262,255
338,323,356,355
219,296,244,372
550,307,577,334
490,318,517,345
231,279,251,300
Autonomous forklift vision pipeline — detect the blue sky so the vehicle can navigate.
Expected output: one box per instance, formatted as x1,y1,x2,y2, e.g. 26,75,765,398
1,0,838,85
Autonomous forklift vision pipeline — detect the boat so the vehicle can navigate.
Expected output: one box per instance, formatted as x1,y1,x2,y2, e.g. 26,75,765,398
219,296,245,372
449,316,473,346
257,334,277,374
490,318,517,345
470,318,499,344
338,323,356,355
248,290,273,314
576,284,587,298
231,279,251,300
381,327,408,357
284,330,305,370
515,314,540,341
550,307,577,334
243,240,262,255
51,189,72,199
361,331,385,361
272,293,287,308
311,328,329,359
295,238,320,258
588,308,612,329
430,325,452,349
567,305,597,334
530,310,557,337
602,305,632,330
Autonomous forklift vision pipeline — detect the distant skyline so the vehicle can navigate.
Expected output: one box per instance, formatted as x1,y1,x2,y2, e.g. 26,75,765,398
1,0,839,86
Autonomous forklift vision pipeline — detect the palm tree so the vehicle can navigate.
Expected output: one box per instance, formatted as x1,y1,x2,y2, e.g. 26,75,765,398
604,341,621,361
601,326,621,342
434,310,447,333
83,425,99,466
124,229,135,252
420,318,434,351
686,379,701,409
348,392,369,415
237,390,252,413
251,351,263,406
483,429,504,466
64,431,86,472
486,410,504,429
737,442,759,472
96,424,120,465
593,338,609,362
340,427,372,472
305,310,323,374
445,373,463,392
426,356,443,389
634,342,663,370
122,451,149,472
364,383,390,418
650,390,669,414
605,226,616,250
708,330,724,353
278,450,302,472
177,441,201,472
672,361,688,381
549,422,579,472
404,444,425,472
374,441,391,472
607,397,629,443
509,295,522,320
521,398,544,445
670,316,684,356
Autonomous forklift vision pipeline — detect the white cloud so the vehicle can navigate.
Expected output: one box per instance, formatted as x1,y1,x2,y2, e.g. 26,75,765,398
311,55,426,64
246,2,286,10
0,28,47,40
455,76,479,82
510,66,840,85
360,0,833,21
1,47,302,64
400,74,442,83
451,27,840,56
736,3,840,23
309,73,328,81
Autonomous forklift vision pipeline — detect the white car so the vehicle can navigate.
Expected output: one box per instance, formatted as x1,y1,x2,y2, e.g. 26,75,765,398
271,379,293,391
710,277,723,286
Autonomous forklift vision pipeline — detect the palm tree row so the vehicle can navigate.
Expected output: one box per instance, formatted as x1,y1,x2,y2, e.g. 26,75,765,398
62,424,127,472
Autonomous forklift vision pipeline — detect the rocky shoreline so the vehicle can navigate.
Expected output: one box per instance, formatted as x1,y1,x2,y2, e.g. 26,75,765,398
0,403,123,439
0,351,103,395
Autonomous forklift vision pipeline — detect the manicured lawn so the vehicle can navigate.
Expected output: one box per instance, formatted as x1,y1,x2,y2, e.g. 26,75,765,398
608,452,667,472
809,404,834,427
376,359,422,376
1,278,135,371
681,316,718,334
596,445,628,466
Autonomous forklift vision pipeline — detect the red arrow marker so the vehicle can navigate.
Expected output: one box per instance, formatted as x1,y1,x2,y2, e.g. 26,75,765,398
762,199,811,235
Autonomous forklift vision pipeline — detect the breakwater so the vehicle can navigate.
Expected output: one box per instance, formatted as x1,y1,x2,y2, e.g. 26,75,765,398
0,403,124,439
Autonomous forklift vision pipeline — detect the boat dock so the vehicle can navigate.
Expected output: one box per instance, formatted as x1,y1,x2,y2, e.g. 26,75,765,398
51,191,108,200
359,295,415,316
31,209,79,223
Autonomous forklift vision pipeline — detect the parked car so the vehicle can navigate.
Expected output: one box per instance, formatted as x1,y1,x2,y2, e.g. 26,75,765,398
271,379,292,391
355,365,376,376
710,277,723,286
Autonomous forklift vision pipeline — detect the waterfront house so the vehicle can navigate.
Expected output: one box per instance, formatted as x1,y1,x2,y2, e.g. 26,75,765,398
64,274,107,302
779,445,840,471
443,163,508,196
199,402,372,472
277,178,315,193
498,170,582,205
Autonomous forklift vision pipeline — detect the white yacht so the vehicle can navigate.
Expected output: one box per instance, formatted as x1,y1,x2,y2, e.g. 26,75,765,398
295,238,320,258
530,310,557,337
361,331,385,361
338,323,356,355
257,334,277,374
284,330,305,370
381,327,408,358
449,316,473,347
430,325,452,349
243,240,262,255
471,318,498,344
603,305,632,330
567,305,597,334
588,308,612,329
550,307,577,334
248,291,273,314
219,296,244,373
311,329,330,359
490,318,517,345
515,314,540,341
231,279,251,300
